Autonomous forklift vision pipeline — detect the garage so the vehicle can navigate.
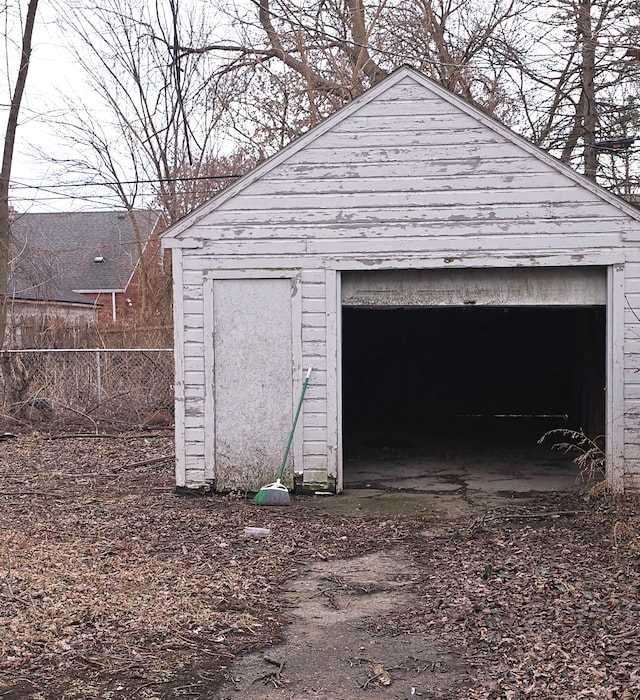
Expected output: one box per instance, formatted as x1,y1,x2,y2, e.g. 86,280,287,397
163,65,640,493
342,268,607,489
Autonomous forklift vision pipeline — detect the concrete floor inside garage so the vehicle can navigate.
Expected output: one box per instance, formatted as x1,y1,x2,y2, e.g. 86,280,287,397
341,306,606,495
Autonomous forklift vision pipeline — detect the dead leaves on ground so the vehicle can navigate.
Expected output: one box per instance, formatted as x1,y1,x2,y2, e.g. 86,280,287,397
0,433,639,698
397,504,640,699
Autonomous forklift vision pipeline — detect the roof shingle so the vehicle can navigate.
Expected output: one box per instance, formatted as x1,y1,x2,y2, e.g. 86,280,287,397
9,210,161,302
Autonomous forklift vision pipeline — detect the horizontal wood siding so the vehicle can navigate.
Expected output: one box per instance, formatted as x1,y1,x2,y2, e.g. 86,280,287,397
301,269,330,485
180,259,206,487
624,258,640,486
171,72,640,490
196,219,633,242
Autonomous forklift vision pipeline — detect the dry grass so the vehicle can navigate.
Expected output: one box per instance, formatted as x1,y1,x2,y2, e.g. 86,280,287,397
0,350,173,432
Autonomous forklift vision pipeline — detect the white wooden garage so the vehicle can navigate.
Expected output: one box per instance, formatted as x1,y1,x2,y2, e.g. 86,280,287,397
162,66,640,493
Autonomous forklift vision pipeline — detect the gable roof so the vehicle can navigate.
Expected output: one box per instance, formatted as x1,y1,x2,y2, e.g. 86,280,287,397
10,210,162,302
162,65,640,241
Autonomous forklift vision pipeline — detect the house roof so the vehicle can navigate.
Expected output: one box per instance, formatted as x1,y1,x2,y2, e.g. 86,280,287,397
10,210,161,302
162,65,640,242
8,275,97,306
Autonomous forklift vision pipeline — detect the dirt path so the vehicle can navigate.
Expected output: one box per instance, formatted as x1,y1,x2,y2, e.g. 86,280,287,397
216,551,477,699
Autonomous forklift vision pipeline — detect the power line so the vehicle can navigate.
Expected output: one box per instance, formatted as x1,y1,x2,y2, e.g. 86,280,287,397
9,187,231,203
9,173,242,190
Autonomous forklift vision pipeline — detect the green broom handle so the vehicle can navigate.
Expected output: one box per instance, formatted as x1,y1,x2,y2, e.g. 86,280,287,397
277,366,312,480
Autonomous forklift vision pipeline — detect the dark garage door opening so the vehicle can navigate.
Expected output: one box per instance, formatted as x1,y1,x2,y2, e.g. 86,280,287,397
342,306,606,490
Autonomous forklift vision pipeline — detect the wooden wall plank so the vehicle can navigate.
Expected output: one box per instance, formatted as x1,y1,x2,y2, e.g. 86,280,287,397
167,70,640,492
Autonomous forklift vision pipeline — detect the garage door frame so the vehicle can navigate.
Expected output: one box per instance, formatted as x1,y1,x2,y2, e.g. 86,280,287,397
328,255,625,493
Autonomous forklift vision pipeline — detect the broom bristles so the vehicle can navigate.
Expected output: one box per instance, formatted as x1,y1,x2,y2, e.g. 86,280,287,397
251,480,290,506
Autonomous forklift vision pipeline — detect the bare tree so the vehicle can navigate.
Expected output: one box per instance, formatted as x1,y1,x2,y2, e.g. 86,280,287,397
0,0,38,347
197,0,640,191
500,0,640,185
45,0,252,317
200,0,535,148
52,0,247,219
47,0,640,220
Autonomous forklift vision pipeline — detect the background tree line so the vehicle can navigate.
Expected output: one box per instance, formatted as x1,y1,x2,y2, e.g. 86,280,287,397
45,0,640,214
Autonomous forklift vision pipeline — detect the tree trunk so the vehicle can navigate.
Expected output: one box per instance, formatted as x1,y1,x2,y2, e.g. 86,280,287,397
0,0,39,347
579,0,598,181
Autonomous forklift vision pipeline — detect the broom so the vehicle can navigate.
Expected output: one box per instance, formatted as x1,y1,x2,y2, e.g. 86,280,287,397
252,366,312,506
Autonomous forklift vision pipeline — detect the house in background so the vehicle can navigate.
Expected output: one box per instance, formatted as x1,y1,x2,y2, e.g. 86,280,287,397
8,210,164,338
163,65,640,494
7,273,99,348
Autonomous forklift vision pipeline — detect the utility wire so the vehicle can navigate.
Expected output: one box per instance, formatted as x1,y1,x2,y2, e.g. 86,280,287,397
9,174,242,190
10,139,640,195
168,0,194,165
9,185,232,200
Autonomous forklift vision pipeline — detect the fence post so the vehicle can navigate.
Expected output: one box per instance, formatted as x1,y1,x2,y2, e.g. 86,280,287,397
96,349,102,403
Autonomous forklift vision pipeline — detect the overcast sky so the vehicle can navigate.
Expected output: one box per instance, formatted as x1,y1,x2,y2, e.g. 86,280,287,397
5,3,157,214
6,5,80,212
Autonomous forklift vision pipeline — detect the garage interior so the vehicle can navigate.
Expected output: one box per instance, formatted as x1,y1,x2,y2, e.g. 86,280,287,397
341,272,606,494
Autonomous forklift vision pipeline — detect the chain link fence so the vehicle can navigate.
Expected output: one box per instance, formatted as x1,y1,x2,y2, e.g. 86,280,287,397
0,349,174,432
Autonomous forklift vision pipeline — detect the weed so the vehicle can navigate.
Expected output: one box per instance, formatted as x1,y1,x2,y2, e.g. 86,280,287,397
540,429,640,553
538,428,606,490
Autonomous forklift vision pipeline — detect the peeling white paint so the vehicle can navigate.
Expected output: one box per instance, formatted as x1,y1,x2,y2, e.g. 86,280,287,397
162,67,640,492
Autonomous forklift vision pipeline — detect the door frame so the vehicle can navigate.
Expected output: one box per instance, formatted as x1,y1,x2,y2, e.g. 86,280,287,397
203,269,303,484
328,255,625,493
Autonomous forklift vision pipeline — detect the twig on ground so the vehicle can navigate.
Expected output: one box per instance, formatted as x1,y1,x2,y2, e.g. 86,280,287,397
469,510,583,533
130,679,173,697
46,433,126,440
117,454,175,470
253,657,286,686
362,663,394,690
0,491,66,498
